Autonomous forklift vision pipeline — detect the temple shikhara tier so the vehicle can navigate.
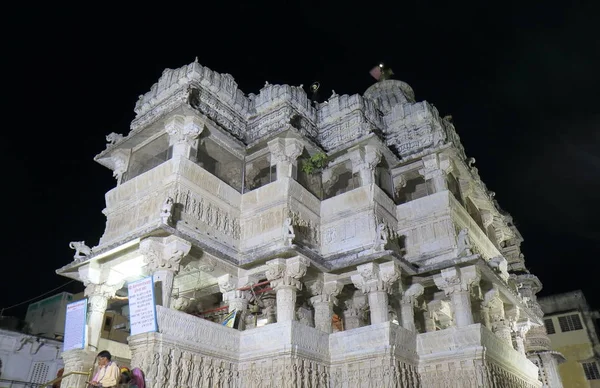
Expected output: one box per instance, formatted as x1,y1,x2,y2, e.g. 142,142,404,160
56,59,564,387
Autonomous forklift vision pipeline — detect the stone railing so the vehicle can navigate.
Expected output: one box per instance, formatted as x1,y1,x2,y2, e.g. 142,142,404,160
448,193,501,259
330,322,417,363
157,305,239,357
320,186,376,257
396,191,456,262
417,324,539,383
239,180,288,250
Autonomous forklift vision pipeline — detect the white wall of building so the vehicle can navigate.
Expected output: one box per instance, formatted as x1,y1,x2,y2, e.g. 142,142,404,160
0,329,63,385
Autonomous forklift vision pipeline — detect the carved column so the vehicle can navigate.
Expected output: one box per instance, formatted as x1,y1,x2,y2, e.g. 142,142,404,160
267,138,304,180
262,296,277,324
308,278,343,333
419,153,453,193
218,274,256,330
140,236,192,308
351,262,400,325
434,266,480,327
165,115,203,159
349,145,381,186
84,282,122,350
266,257,310,322
482,287,512,345
400,283,424,332
343,291,368,330
60,349,96,388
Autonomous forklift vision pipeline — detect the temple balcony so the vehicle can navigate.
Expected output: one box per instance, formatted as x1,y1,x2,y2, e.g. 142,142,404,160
397,190,501,267
320,184,397,258
99,157,241,251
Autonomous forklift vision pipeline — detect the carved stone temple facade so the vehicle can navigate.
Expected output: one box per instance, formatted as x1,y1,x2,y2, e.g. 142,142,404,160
56,59,563,387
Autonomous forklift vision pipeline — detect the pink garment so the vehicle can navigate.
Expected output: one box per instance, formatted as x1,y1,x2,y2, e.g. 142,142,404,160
131,368,145,388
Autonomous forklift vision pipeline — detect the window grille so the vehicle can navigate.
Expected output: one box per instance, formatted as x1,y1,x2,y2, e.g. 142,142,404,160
29,362,50,384
583,362,600,380
544,318,556,334
558,314,583,332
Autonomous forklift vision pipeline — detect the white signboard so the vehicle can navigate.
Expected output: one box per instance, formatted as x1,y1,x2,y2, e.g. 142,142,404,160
128,276,158,336
63,299,87,351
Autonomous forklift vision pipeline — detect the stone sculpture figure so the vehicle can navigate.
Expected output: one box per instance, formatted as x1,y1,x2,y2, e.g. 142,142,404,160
105,132,124,146
457,228,473,257
161,197,174,225
69,241,92,260
374,223,388,251
283,217,295,246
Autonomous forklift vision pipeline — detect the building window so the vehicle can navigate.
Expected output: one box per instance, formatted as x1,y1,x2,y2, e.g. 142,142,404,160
558,314,583,332
544,318,556,334
583,362,600,380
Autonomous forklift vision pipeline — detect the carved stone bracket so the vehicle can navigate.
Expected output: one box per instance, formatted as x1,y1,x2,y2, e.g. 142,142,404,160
401,283,425,307
109,148,131,184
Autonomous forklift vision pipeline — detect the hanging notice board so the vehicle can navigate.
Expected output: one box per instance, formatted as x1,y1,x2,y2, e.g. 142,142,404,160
63,298,87,351
128,276,158,336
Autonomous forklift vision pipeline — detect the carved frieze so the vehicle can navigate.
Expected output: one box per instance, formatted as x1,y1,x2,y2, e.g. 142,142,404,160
174,189,241,239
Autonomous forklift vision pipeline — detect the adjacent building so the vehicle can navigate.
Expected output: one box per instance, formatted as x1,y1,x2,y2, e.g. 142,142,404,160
539,290,600,387
55,59,562,387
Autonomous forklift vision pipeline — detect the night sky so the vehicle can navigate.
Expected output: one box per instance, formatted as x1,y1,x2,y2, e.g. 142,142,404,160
3,2,599,319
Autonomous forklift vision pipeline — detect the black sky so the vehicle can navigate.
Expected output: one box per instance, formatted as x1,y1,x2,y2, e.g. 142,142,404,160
3,1,599,318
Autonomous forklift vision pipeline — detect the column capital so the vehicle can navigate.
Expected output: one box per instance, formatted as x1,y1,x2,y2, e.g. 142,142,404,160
418,153,453,180
165,115,203,146
348,145,381,173
84,282,123,299
351,261,400,294
308,278,343,305
401,283,425,306
434,266,480,296
140,236,192,274
267,137,304,164
266,256,310,291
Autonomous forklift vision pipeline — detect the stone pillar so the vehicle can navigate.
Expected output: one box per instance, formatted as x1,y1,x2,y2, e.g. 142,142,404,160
418,153,453,193
351,262,400,325
343,292,368,330
262,296,277,324
434,266,480,327
140,236,192,308
308,278,343,333
400,283,424,332
266,256,310,322
165,114,203,159
218,274,254,330
60,349,96,388
267,138,304,180
84,282,122,350
349,145,381,186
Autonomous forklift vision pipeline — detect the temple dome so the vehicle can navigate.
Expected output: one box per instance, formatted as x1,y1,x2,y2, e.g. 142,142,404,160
363,79,416,114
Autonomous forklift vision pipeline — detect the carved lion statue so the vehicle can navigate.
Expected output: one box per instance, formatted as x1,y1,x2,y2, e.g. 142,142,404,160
105,132,124,146
69,241,92,260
